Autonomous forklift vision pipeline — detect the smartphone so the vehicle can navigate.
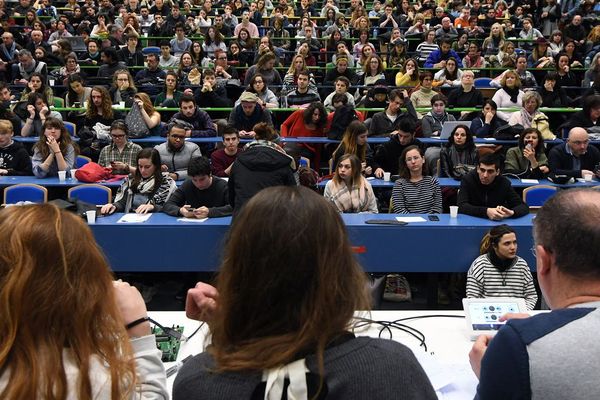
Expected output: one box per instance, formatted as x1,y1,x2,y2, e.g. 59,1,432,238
428,215,439,221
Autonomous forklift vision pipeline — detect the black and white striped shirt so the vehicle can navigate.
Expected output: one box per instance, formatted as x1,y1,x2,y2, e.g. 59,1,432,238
391,176,442,214
466,254,538,310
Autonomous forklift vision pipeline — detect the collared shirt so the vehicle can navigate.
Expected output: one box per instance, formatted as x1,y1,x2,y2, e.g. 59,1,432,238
98,141,143,168
564,143,581,172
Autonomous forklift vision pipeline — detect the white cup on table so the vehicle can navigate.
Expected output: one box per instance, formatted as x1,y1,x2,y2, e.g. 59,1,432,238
383,172,391,181
86,210,96,224
119,101,125,108
583,172,593,182
449,205,459,218
70,168,78,180
58,170,66,182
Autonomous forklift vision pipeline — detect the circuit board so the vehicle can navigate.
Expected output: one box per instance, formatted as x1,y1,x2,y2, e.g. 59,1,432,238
152,325,184,362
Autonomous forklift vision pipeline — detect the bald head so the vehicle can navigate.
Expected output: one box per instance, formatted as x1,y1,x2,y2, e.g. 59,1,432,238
567,127,589,157
534,189,600,280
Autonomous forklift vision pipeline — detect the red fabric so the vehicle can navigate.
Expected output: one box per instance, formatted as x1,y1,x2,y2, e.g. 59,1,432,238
75,162,112,183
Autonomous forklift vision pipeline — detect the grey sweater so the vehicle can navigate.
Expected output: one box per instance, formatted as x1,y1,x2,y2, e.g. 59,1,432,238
153,141,201,181
173,336,437,400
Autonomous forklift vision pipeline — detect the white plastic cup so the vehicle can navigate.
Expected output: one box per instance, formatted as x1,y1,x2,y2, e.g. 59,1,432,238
70,168,78,180
49,79,55,86
86,210,96,224
449,205,459,218
383,172,391,181
584,172,593,182
58,170,66,182
119,101,125,108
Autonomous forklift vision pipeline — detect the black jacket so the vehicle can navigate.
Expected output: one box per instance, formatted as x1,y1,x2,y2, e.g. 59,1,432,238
548,142,600,178
0,140,33,175
163,177,232,218
374,137,424,175
228,142,296,212
457,169,529,218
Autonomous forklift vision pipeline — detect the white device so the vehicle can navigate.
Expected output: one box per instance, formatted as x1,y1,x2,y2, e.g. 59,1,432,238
462,297,527,340
439,121,472,140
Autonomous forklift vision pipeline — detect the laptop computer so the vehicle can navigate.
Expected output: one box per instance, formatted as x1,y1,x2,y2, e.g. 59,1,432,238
63,36,88,52
439,121,472,140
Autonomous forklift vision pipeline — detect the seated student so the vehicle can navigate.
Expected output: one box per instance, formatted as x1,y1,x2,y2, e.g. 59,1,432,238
324,153,379,213
163,156,232,219
392,146,442,214
32,118,76,178
323,76,354,111
169,94,217,152
282,69,321,108
0,119,32,176
457,153,529,220
109,70,137,108
440,124,478,179
173,186,436,399
422,94,455,137
467,224,538,310
0,205,168,399
424,37,463,68
281,102,328,163
505,128,550,179
211,126,241,177
194,69,232,108
548,127,600,179
470,99,508,138
227,91,273,138
561,94,600,132
447,70,483,115
131,92,162,137
508,91,555,140
369,89,418,137
228,123,295,212
374,118,424,175
235,73,278,109
332,121,383,178
491,70,525,121
154,120,202,181
20,92,63,137
409,72,437,115
101,148,176,215
98,120,142,175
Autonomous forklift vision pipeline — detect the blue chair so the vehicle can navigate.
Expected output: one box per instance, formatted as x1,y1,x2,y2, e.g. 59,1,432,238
523,185,557,208
3,184,48,204
68,184,112,205
64,121,76,137
474,77,493,88
75,155,92,168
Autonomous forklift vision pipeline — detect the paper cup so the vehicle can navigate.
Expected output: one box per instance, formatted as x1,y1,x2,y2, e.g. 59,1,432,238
58,170,66,182
70,169,78,180
86,210,96,224
383,172,391,181
584,172,593,182
49,79,55,86
119,101,125,108
449,206,459,218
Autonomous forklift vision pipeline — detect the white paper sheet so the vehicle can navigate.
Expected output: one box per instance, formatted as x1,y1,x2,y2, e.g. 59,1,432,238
117,213,152,223
520,179,539,184
177,218,208,223
395,216,427,223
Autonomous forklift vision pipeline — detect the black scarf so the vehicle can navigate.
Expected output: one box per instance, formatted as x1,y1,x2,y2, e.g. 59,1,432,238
503,85,520,104
488,249,516,273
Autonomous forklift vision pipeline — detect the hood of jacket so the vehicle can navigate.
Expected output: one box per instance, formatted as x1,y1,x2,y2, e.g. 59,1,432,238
237,142,293,172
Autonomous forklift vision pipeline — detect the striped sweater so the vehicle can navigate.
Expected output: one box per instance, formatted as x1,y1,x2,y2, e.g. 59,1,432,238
466,254,538,310
391,176,442,214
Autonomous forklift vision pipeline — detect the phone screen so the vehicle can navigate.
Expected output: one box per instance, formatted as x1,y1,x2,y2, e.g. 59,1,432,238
428,215,439,221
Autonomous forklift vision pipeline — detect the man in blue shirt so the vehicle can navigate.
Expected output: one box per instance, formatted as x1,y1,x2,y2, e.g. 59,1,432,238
469,189,600,400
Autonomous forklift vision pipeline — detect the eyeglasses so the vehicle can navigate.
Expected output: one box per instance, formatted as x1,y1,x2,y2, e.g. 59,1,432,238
217,57,227,60
406,156,422,162
117,78,129,81
111,134,126,138
170,134,186,140
530,246,537,257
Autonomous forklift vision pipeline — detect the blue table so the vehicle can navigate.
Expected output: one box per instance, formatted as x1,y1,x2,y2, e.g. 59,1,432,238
89,213,535,273
318,177,600,189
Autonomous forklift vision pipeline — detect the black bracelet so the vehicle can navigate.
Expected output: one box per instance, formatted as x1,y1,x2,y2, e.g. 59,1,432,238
125,316,150,330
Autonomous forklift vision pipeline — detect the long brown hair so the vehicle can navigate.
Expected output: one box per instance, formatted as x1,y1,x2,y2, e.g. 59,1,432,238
332,153,363,187
335,120,368,162
209,186,370,375
86,86,114,119
34,117,76,159
0,205,137,399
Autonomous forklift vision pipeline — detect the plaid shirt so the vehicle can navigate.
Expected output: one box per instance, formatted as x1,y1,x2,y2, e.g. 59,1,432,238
98,141,143,168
